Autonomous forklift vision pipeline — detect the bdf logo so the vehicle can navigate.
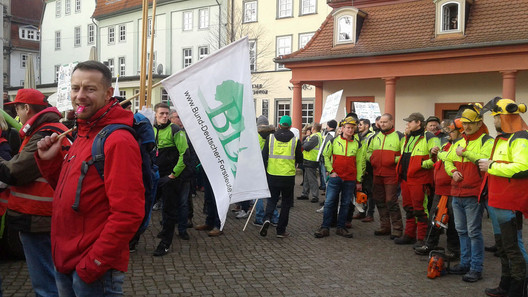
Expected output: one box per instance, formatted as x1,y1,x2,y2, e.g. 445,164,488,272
199,80,247,176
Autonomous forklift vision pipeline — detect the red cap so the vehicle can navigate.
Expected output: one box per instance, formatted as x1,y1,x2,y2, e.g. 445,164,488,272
5,89,47,106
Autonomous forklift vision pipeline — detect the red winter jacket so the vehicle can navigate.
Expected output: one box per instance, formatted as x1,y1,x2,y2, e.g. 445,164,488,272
37,99,144,284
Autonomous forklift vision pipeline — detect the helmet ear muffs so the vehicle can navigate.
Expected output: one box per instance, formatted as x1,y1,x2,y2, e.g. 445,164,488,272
519,104,527,114
506,103,519,114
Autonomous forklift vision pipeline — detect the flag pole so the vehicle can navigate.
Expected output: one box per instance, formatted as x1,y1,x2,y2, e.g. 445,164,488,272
57,81,163,139
139,0,149,110
146,0,157,108
242,199,258,231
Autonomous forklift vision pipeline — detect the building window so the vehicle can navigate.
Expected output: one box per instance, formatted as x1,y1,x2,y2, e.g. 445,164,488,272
278,0,293,18
65,0,71,15
199,8,209,29
275,100,290,126
74,26,81,47
21,54,28,68
183,11,193,31
134,89,140,112
56,0,61,17
87,24,94,44
302,100,314,125
244,1,258,23
108,26,115,44
301,0,316,15
442,3,459,31
107,58,114,76
75,0,81,13
276,35,292,70
299,32,314,48
262,99,269,118
198,46,209,60
249,39,257,72
183,48,192,68
119,91,126,98
55,65,60,82
337,15,353,42
118,57,125,76
161,88,170,105
147,17,154,37
119,24,126,42
19,27,40,41
55,31,61,50
147,52,157,72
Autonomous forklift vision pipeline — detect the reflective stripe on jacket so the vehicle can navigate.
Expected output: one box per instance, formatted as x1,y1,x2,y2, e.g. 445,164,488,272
267,134,298,176
8,122,69,216
303,132,322,161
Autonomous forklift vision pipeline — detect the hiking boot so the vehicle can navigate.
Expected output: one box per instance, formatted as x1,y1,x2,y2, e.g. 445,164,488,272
297,196,309,200
352,213,366,220
314,228,330,238
394,235,416,245
448,264,470,275
462,270,482,282
310,198,319,203
484,286,508,297
153,242,169,257
374,229,391,236
336,228,353,238
208,228,223,237
260,220,271,237
361,216,374,223
194,224,214,231
276,232,290,238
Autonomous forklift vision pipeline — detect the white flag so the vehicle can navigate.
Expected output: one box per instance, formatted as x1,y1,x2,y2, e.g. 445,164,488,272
161,37,270,229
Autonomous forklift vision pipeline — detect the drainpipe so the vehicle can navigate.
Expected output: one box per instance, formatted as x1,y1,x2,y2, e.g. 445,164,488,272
215,0,221,49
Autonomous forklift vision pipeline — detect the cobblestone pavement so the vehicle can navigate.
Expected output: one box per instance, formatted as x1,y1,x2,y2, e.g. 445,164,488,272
0,175,510,296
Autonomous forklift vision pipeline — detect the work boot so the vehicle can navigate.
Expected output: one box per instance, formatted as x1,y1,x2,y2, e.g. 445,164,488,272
414,244,433,256
314,228,330,238
484,276,510,297
352,212,366,220
413,240,425,249
394,234,416,245
361,216,374,223
374,229,390,236
194,224,214,231
297,195,309,200
208,228,224,237
336,228,353,238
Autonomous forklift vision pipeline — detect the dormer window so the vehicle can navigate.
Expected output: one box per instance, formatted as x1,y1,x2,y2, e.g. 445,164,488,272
332,7,366,46
19,26,40,41
435,0,472,37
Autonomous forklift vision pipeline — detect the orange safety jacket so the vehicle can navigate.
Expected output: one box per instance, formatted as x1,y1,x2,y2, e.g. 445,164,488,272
7,122,70,217
368,128,404,177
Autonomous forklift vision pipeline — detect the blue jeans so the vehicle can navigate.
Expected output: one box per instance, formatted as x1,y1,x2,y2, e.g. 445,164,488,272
255,199,279,224
322,177,355,229
452,197,484,272
19,232,58,297
55,269,124,297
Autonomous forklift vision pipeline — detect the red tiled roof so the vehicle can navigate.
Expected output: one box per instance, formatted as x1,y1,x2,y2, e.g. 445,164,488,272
279,0,528,62
93,0,178,19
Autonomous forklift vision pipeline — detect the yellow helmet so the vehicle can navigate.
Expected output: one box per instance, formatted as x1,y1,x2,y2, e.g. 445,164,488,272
458,103,483,123
340,116,357,127
491,99,527,116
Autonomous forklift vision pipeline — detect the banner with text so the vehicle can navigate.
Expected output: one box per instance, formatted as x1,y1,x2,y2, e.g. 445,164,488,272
319,90,343,124
354,102,381,124
56,63,77,112
161,37,270,229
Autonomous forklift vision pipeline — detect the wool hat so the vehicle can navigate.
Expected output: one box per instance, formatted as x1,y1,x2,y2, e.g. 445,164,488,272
5,89,47,106
256,115,269,127
327,120,337,129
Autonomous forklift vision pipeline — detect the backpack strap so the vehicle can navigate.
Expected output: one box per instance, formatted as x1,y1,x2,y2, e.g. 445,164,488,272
72,124,135,212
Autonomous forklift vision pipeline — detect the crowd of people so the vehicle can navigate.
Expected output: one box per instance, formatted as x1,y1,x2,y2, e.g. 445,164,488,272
0,59,527,297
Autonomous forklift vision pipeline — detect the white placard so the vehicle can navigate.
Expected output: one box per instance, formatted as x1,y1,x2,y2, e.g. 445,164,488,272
319,90,343,124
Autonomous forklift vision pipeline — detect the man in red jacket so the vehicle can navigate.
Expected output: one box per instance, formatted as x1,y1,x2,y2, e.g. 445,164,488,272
36,61,144,296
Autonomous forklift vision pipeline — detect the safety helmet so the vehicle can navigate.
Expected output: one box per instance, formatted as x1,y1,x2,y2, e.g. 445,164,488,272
459,103,483,123
446,118,463,133
356,191,367,204
340,116,357,127
490,98,527,116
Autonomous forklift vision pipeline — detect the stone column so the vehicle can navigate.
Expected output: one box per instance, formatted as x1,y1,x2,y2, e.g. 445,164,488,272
383,77,397,116
501,70,517,100
291,81,303,131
